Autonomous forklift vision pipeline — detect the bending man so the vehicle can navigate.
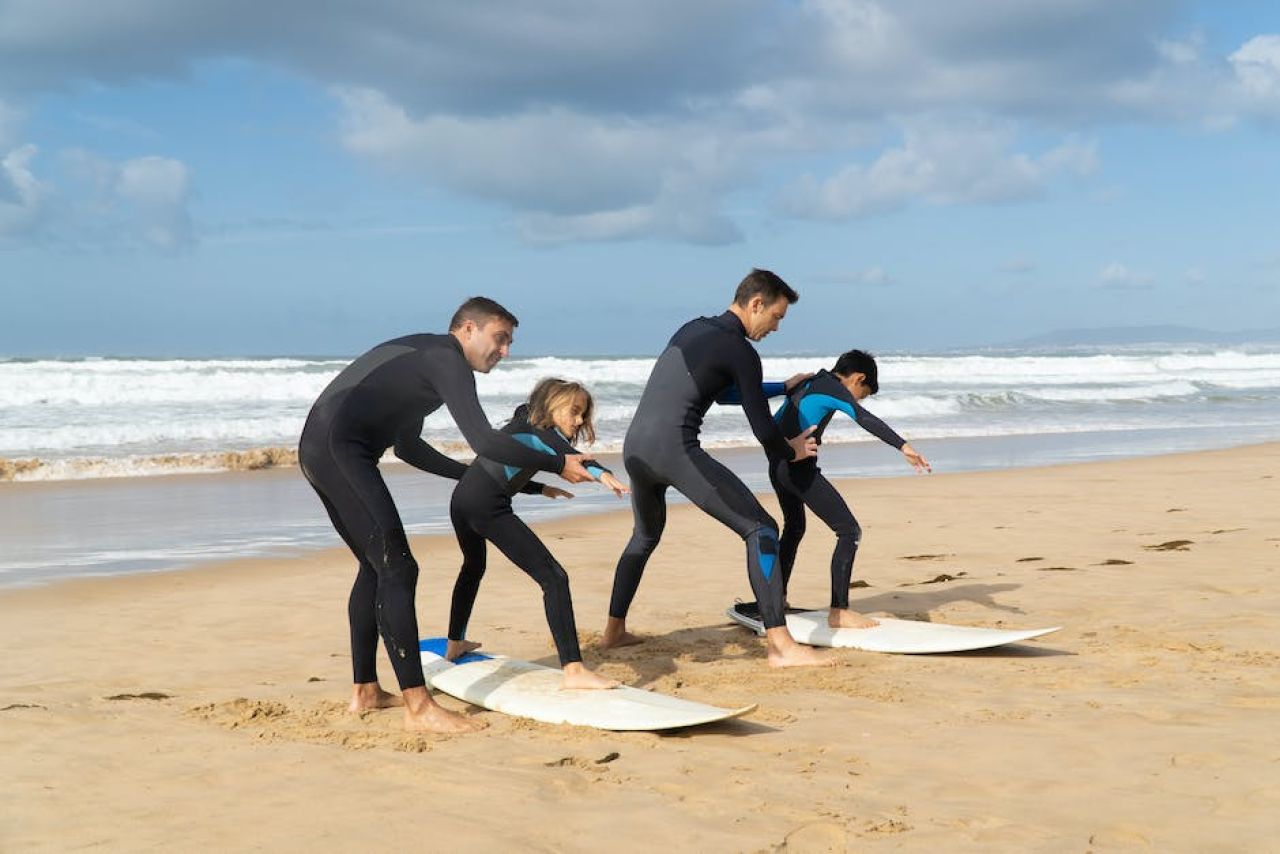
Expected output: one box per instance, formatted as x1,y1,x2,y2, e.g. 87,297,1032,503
604,269,829,667
299,297,594,733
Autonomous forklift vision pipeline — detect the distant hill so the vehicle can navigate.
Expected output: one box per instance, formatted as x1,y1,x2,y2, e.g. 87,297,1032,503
1005,325,1280,348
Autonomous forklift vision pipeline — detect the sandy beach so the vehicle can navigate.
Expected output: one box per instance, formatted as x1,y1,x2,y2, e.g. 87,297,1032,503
2,442,1278,852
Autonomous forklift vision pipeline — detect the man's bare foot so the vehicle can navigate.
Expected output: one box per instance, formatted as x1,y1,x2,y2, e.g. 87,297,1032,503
829,608,879,629
764,627,836,668
561,662,621,690
348,682,404,712
402,687,486,734
445,639,483,661
600,617,643,649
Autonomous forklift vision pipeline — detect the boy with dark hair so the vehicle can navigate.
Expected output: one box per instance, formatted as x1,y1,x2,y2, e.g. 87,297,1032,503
741,349,930,630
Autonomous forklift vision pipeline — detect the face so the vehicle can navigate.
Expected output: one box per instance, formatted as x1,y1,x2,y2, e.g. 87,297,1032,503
842,372,874,401
457,318,514,373
744,295,789,341
551,392,587,438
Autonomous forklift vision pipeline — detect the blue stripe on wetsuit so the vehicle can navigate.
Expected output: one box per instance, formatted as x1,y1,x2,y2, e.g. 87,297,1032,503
795,393,858,431
504,432,605,482
715,381,788,405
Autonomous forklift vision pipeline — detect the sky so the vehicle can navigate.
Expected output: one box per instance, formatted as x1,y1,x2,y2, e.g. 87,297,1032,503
1,0,1279,357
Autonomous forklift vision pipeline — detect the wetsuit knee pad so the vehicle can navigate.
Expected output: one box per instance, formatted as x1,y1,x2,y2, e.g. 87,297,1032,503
745,526,781,582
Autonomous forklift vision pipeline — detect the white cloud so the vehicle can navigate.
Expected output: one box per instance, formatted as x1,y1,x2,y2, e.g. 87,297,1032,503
1,144,193,250
781,122,1097,220
1231,35,1280,105
0,143,47,238
1098,262,1154,290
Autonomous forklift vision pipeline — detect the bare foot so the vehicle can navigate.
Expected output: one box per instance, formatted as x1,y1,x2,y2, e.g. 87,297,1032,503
445,639,482,661
828,608,879,629
765,627,836,668
561,662,621,690
348,682,404,712
402,687,486,734
600,617,644,649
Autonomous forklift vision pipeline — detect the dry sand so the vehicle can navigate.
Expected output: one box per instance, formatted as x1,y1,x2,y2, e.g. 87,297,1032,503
3,443,1278,852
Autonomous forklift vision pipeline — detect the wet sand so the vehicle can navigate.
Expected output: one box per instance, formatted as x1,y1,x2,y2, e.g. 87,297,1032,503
2,443,1278,851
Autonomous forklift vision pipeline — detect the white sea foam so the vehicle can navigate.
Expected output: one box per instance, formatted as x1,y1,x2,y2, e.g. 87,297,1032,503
3,345,1279,481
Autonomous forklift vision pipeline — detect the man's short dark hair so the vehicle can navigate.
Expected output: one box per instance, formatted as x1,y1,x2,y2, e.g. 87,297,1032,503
449,296,519,331
733,268,799,307
833,349,879,395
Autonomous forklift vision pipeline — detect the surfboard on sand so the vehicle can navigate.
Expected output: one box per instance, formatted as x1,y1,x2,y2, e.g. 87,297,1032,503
419,638,756,731
725,602,1060,654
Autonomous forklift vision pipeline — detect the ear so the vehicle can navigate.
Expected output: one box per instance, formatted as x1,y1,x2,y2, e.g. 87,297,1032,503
748,294,767,313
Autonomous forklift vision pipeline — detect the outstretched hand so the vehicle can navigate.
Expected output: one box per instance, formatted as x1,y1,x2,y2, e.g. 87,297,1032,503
902,443,931,473
542,485,574,500
789,425,819,461
559,453,596,484
600,472,630,498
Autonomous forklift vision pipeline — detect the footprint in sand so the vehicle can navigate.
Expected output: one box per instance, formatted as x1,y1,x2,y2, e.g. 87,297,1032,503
1096,559,1134,566
900,553,950,561
1036,566,1077,572
1144,540,1194,551
105,692,172,701
1016,557,1043,563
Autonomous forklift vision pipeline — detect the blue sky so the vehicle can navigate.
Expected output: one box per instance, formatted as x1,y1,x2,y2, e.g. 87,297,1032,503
2,1,1278,356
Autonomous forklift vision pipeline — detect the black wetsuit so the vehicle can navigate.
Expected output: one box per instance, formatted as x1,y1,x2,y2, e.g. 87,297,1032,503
448,405,610,666
298,334,565,691
768,369,905,608
609,311,797,630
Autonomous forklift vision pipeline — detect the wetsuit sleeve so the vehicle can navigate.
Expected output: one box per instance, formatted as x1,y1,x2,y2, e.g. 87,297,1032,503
536,427,612,481
433,352,566,474
392,418,468,479
732,348,796,460
715,381,788,405
850,399,907,450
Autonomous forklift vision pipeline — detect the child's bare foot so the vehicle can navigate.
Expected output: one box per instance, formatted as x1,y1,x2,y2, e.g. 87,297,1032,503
445,639,483,661
348,682,404,712
600,617,643,649
402,687,486,734
561,662,621,690
765,627,837,668
828,608,879,629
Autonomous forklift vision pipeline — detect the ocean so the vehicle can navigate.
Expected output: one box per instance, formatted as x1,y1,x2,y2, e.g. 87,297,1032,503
3,344,1279,586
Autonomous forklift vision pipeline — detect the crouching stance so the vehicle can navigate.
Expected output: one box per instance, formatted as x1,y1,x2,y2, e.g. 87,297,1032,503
767,349,931,629
448,378,629,689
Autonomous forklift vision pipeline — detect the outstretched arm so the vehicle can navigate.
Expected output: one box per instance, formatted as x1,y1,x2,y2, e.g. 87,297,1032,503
432,351,566,474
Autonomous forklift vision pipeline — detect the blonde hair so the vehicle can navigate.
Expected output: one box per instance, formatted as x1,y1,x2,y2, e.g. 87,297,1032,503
527,377,596,445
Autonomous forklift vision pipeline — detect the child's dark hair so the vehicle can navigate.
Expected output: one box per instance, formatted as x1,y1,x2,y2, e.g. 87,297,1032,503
832,349,879,395
527,377,596,445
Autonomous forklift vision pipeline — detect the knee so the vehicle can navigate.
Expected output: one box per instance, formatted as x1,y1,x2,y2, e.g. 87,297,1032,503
369,528,420,587
539,564,571,596
625,529,663,556
835,517,862,544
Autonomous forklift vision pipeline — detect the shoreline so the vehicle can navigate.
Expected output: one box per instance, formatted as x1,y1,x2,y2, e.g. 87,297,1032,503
3,440,1277,850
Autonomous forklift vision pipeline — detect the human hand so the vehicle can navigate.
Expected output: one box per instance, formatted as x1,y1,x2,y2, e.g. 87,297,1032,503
542,485,574,499
559,453,595,484
600,472,630,498
783,372,814,392
789,426,819,461
902,443,931,473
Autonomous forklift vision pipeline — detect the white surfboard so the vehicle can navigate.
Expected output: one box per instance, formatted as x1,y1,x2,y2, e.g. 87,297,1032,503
419,638,756,731
725,603,1060,654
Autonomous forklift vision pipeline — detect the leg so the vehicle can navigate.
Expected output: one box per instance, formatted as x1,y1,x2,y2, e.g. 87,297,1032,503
799,471,875,629
675,448,832,668
302,451,482,732
768,457,809,598
604,455,668,648
445,500,487,660
483,511,618,689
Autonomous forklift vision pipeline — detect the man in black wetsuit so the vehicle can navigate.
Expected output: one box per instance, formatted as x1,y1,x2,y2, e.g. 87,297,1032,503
603,269,831,667
299,297,595,733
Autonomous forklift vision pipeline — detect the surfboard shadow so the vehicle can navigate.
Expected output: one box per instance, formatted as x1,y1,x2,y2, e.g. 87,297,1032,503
591,623,771,690
854,582,1027,616
932,643,1074,659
